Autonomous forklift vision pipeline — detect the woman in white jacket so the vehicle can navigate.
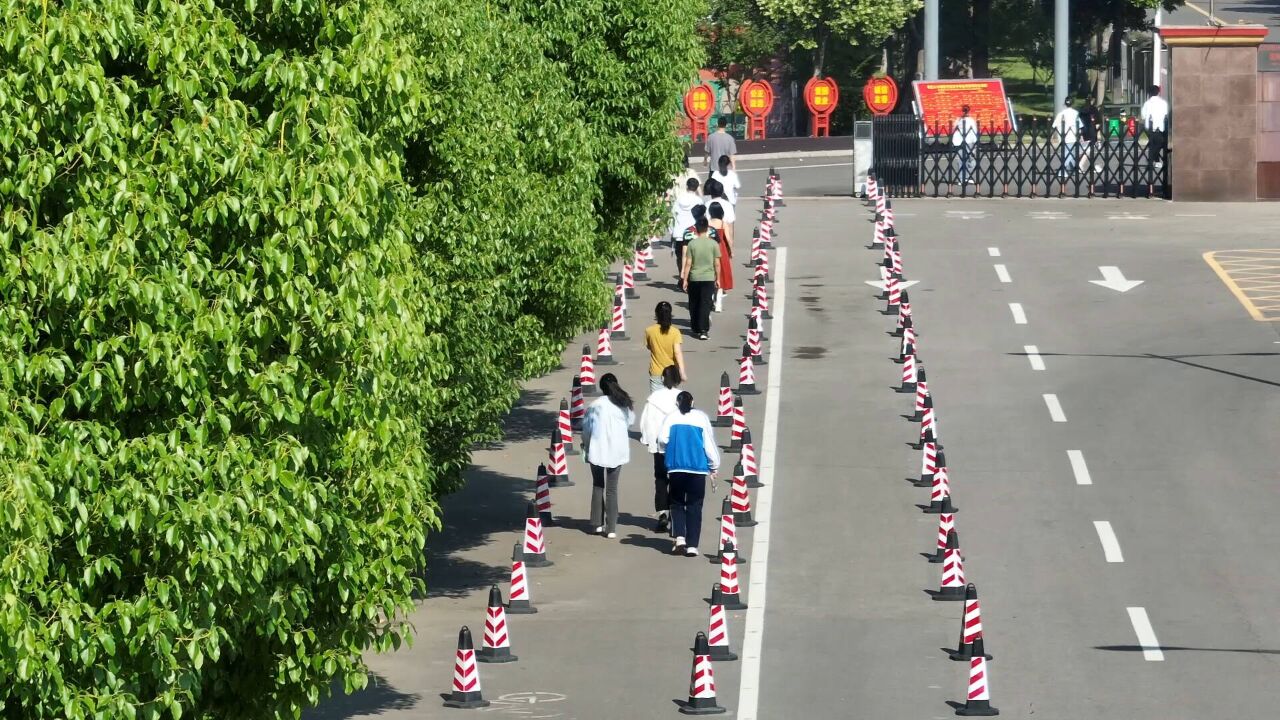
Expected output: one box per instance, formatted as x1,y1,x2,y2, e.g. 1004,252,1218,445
581,373,636,538
658,391,720,556
639,365,683,534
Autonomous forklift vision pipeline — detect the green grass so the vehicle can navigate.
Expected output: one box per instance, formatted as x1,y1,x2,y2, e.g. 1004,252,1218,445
990,54,1055,117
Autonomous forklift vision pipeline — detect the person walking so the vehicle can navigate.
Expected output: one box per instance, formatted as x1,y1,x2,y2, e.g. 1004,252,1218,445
705,116,737,170
644,301,686,392
581,373,635,539
669,177,701,273
659,391,720,556
709,154,742,206
1053,98,1082,178
1141,84,1169,170
679,216,721,340
702,178,735,226
639,365,683,534
1079,99,1102,174
707,202,733,313
951,105,979,185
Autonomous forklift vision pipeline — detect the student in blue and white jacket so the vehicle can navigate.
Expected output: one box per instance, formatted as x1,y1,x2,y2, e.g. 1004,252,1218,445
658,391,720,557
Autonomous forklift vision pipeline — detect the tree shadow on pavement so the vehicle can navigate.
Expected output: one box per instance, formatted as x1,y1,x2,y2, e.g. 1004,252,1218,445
303,673,419,719
479,388,557,449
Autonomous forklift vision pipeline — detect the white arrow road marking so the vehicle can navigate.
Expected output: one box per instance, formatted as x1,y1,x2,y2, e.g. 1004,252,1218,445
1093,521,1124,562
1024,345,1044,370
1009,303,1027,324
1043,393,1067,422
1127,607,1165,661
1090,266,1144,292
988,247,1001,257
864,279,921,290
1067,450,1092,485
994,264,1011,283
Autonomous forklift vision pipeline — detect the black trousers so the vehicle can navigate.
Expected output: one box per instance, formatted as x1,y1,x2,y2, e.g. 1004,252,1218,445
653,452,669,512
687,280,716,335
673,239,685,275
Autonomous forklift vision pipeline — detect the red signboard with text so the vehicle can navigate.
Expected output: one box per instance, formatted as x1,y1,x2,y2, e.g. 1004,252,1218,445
912,79,1013,136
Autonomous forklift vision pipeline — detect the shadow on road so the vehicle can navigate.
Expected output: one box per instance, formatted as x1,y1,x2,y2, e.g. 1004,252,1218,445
479,388,556,449
1005,351,1280,389
303,673,419,719
1096,644,1280,655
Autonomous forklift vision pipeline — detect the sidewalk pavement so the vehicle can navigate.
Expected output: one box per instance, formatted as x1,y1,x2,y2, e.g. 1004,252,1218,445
306,193,780,719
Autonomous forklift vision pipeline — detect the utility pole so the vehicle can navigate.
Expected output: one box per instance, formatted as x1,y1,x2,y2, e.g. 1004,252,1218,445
1054,0,1069,111
925,0,939,80
1152,9,1163,88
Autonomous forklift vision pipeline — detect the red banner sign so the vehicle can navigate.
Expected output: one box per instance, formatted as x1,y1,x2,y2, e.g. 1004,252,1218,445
739,79,775,140
912,79,1012,136
863,76,898,115
683,83,716,142
804,77,839,137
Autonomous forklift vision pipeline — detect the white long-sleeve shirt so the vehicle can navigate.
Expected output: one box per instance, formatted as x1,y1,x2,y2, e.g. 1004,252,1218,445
582,397,635,468
639,387,680,454
1141,95,1169,132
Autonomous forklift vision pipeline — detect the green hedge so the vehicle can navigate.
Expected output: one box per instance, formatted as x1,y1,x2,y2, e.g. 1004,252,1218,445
0,0,702,717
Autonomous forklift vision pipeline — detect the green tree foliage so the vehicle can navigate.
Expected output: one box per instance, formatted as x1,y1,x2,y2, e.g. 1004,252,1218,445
0,0,700,717
757,0,920,74
699,0,788,89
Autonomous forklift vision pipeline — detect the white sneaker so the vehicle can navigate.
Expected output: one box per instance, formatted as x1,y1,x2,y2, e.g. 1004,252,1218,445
606,532,617,539
595,526,604,534
685,546,699,557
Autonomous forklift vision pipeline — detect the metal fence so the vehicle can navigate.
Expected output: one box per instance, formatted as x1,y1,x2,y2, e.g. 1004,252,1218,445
869,114,1170,199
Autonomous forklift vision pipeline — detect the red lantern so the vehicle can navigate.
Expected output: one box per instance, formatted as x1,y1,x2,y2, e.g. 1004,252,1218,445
804,76,840,137
739,79,775,140
863,76,899,116
683,83,716,142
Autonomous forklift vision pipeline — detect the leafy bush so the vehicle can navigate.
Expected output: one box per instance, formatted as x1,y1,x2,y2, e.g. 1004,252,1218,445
0,0,701,717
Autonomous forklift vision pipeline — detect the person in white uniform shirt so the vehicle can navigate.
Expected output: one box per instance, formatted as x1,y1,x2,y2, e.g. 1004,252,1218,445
669,177,701,273
1052,97,1082,177
708,155,741,206
1141,85,1169,168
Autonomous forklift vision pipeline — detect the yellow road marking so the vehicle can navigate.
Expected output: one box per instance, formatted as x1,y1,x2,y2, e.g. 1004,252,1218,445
1183,1,1226,24
1203,250,1280,321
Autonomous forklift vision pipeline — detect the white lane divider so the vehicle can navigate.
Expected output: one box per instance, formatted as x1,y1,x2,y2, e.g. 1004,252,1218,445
1009,303,1027,325
988,247,1001,257
1043,394,1067,422
1093,521,1124,563
1024,345,1044,371
994,264,1011,283
1126,607,1165,661
737,247,786,720
1067,450,1092,485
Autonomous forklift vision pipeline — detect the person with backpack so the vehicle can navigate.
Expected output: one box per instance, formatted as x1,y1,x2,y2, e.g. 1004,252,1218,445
658,391,719,556
581,373,636,539
639,365,683,534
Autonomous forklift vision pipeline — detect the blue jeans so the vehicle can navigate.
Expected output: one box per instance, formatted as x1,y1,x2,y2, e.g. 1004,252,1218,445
668,471,706,548
1061,142,1078,176
957,144,975,184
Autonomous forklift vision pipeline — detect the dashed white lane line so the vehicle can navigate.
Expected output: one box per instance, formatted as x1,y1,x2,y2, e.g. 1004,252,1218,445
1009,303,1027,325
1043,393,1067,422
1127,607,1165,661
988,247,1001,257
737,247,786,720
1093,521,1125,562
1024,345,1045,371
1174,213,1216,217
994,264,1011,283
1067,450,1092,485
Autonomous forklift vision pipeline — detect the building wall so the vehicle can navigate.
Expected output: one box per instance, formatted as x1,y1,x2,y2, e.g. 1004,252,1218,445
1257,45,1280,199
1172,46,1258,201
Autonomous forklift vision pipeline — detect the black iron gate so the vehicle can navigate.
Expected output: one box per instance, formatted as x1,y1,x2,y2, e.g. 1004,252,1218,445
869,115,1170,199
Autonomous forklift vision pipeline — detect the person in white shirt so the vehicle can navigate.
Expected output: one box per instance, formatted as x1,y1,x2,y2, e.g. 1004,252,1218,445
709,155,741,206
669,178,701,272
951,105,979,185
639,365,682,534
1052,97,1083,177
581,373,636,538
1140,84,1169,167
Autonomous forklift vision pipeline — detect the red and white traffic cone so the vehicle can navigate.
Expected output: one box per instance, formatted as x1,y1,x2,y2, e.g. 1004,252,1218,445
898,351,918,393
578,345,596,394
522,501,552,567
886,274,902,314
610,294,628,340
505,543,537,614
595,326,615,366
924,464,957,514
731,468,757,527
715,373,734,427
883,200,895,230
753,278,771,320
442,626,489,708
478,585,517,664
713,541,747,610
873,217,886,247
557,400,576,455
749,312,767,342
911,367,930,420
737,348,759,395
896,290,912,332
755,254,771,284
740,428,760,488
914,440,939,488
706,585,739,662
614,278,629,316
955,654,999,716
749,302,765,332
751,227,762,260
715,496,740,565
933,529,966,601
548,429,572,487
623,262,638,299
759,219,773,249
928,511,956,564
746,318,765,365
874,188,887,220
633,246,649,281
534,464,553,525
678,632,728,715
729,396,746,450
570,375,586,429
949,583,994,661
866,172,878,202
920,403,939,445
898,320,916,358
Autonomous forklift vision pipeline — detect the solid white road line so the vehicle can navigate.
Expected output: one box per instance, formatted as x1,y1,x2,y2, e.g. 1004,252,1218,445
988,247,1001,257
1127,607,1165,661
1043,393,1067,422
1067,450,1092,485
1009,303,1027,325
1093,521,1124,563
994,264,1011,283
737,247,786,720
737,162,853,173
1024,345,1044,371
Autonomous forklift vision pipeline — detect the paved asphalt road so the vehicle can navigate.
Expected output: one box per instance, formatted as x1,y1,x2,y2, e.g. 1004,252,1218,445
306,162,1280,718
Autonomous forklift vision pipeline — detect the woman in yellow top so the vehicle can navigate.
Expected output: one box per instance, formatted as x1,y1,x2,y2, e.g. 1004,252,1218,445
644,301,687,392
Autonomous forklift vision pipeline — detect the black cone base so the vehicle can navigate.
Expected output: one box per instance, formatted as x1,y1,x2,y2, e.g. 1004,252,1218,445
897,383,916,393
948,646,993,661
737,385,759,395
956,700,999,716
914,475,934,488
714,416,731,427
708,647,739,661
746,477,763,489
596,355,616,366
923,501,957,514
733,512,757,527
928,549,945,564
505,602,538,615
729,439,742,451
753,355,767,366
563,445,578,456
611,332,629,341
477,648,517,664
713,551,747,565
718,594,747,611
523,553,553,568
539,512,554,527
442,692,489,709
626,289,638,299
678,699,727,715
932,587,966,601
